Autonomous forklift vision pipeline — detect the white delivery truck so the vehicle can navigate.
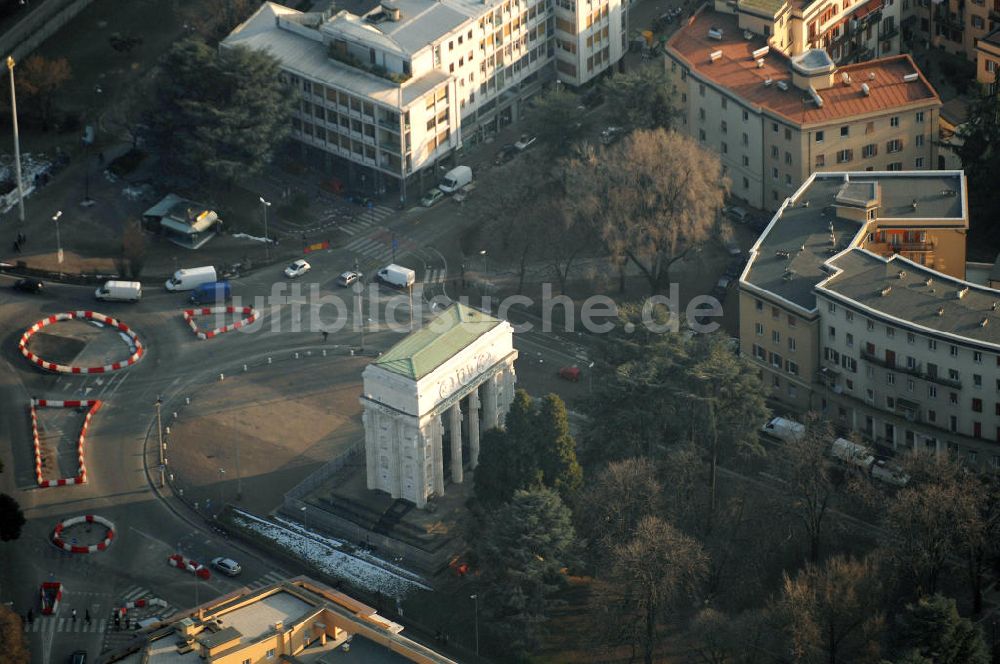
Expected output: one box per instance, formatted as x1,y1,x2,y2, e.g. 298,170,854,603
438,165,472,193
165,266,217,291
760,417,806,443
94,280,142,302
830,437,876,470
375,264,416,289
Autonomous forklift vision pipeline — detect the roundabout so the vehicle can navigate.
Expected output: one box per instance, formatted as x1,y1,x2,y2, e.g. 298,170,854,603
52,514,116,554
18,310,144,373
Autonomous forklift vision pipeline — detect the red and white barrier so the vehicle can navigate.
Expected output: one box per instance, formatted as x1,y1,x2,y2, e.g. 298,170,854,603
114,597,167,618
30,399,102,488
40,582,63,615
182,306,259,340
167,553,211,580
19,311,144,373
52,514,115,554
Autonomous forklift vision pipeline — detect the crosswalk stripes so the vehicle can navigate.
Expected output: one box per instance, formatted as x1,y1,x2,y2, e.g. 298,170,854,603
336,206,394,235
25,617,107,633
344,237,392,261
423,268,447,284
121,585,149,603
247,571,288,590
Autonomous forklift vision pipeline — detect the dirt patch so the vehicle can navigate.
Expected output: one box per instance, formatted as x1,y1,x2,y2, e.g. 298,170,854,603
26,318,137,368
27,331,87,366
35,408,87,481
169,357,369,515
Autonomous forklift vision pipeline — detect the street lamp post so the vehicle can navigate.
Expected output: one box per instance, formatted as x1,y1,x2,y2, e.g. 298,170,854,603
6,56,25,227
300,505,307,532
52,210,63,264
155,396,164,488
259,196,271,260
217,468,225,514
588,361,595,394
470,594,479,655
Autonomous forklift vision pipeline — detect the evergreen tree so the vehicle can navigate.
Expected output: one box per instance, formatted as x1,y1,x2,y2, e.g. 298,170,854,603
474,428,529,506
148,38,293,186
956,82,1000,231
535,394,583,501
893,594,990,664
601,64,678,131
0,494,25,542
475,487,576,660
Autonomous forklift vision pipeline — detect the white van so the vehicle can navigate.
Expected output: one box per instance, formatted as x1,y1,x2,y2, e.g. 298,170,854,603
95,280,141,302
165,266,217,292
376,264,416,289
438,165,472,193
830,437,875,470
760,417,805,443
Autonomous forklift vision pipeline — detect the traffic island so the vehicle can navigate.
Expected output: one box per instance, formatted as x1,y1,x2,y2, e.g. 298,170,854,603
181,305,260,340
30,399,102,487
52,514,116,553
19,311,144,373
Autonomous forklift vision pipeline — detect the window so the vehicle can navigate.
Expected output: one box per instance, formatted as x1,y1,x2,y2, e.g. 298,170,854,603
755,322,764,336
785,128,792,140
846,333,854,347
742,132,749,145
788,337,797,351
699,129,706,141
886,327,895,338
771,145,779,159
916,157,924,168
950,415,958,432
867,319,875,331
887,162,903,171
890,115,900,127
772,352,783,369
907,378,915,392
772,306,780,319
743,176,749,189
772,330,781,344
772,122,779,133
742,109,749,121
699,84,706,96
950,392,959,405
788,315,797,327
974,351,983,363
815,154,826,168
840,125,849,137
928,409,936,422
743,156,750,167
975,374,983,388
816,130,825,142
721,98,728,109
906,355,917,369
787,360,800,375
772,167,779,180
828,302,837,313
887,372,896,385
928,339,937,350
949,369,960,381
916,111,924,122
828,326,836,339
950,345,959,357
915,134,925,147
928,385,937,398
836,149,853,163
699,108,706,121
863,143,877,158
721,142,728,154
721,120,728,133
267,649,276,659
865,121,875,134
845,310,853,322
887,138,902,153
973,398,983,412
755,299,763,311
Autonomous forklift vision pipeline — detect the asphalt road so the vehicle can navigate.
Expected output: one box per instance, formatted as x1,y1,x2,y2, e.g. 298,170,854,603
0,188,591,662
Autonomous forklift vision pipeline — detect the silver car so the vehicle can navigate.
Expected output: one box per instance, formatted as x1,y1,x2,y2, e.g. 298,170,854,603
211,557,242,576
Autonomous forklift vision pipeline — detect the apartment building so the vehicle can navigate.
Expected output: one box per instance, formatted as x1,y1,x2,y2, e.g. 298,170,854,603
224,0,624,201
100,576,457,663
666,9,941,211
976,26,1000,92
905,0,998,61
712,0,902,66
739,170,1000,470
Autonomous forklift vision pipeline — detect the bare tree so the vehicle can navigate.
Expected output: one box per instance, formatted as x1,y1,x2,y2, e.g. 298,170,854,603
776,414,838,563
600,515,709,664
565,129,727,293
776,554,886,664
121,219,148,279
18,55,71,128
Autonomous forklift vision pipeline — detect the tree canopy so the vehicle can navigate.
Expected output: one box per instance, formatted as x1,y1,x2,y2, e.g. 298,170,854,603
527,85,592,156
0,493,25,542
148,38,293,185
601,64,678,131
956,83,1000,231
892,594,990,664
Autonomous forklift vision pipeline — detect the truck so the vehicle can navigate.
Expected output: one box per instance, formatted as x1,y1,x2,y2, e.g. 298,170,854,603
94,280,141,302
188,281,231,305
830,438,910,487
760,417,805,443
438,165,472,194
375,264,416,289
165,266,217,292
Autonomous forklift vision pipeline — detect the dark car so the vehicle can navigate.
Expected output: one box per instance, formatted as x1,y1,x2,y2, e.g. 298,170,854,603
345,191,372,206
69,651,87,664
494,144,517,165
13,278,43,293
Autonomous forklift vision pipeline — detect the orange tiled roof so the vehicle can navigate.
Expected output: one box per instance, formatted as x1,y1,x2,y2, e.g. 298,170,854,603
667,10,940,126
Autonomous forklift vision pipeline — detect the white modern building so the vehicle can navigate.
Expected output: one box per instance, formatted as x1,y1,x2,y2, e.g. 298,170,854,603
223,0,625,201
361,302,517,508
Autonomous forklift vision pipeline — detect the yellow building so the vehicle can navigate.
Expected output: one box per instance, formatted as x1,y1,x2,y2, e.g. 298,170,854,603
99,577,457,664
666,8,941,211
976,27,1000,93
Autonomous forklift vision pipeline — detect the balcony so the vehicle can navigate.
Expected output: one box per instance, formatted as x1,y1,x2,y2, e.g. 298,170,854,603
879,24,900,39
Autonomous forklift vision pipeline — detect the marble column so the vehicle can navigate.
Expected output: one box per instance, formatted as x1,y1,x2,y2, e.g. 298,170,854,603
431,415,445,497
449,403,463,484
483,372,499,430
468,389,481,469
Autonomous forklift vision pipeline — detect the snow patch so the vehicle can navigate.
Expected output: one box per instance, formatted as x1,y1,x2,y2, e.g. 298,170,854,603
231,510,430,597
232,233,274,244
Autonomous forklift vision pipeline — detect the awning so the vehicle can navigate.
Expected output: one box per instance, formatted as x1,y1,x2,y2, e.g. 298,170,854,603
854,0,884,19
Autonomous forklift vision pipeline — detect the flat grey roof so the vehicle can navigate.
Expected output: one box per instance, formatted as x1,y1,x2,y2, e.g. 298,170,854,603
220,591,315,644
742,172,967,311
223,3,449,107
819,249,1000,348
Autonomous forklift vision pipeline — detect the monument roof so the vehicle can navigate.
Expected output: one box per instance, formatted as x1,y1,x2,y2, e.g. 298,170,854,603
375,302,502,380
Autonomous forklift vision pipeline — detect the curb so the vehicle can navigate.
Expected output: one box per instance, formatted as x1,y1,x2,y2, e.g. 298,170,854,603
19,311,144,373
30,399,102,487
52,514,115,553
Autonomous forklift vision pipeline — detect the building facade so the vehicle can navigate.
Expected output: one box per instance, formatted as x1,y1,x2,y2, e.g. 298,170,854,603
361,302,517,508
905,0,999,61
976,27,1000,93
666,9,941,211
739,170,1000,471
223,0,624,200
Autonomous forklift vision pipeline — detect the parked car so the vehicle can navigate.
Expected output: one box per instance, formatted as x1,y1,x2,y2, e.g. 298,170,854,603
421,188,446,207
725,241,743,257
724,257,746,279
284,259,311,279
600,126,625,145
13,278,43,293
514,134,537,151
211,557,242,577
336,270,363,287
723,205,750,224
345,191,372,206
494,144,517,165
